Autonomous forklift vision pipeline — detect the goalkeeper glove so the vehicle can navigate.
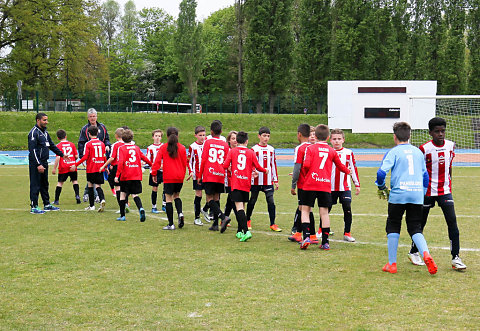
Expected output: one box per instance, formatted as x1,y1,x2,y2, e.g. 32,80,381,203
377,185,390,200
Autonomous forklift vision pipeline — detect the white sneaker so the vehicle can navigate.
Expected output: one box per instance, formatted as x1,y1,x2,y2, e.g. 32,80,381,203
163,224,176,230
98,200,106,212
194,218,204,226
95,196,100,204
201,209,211,223
408,252,425,266
452,255,467,270
85,205,95,211
343,233,356,242
316,231,322,238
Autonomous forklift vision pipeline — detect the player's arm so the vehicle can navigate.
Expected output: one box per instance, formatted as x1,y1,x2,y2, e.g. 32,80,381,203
140,150,153,167
180,146,188,180
77,127,87,158
290,162,301,195
72,145,89,170
115,149,124,183
333,152,350,175
271,150,279,189
349,153,361,195
151,148,163,179
28,129,41,168
375,151,394,199
252,153,267,174
100,157,114,172
52,156,60,175
198,145,207,183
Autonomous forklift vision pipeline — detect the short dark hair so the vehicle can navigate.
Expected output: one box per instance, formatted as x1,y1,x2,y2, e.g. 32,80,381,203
122,129,134,143
315,124,330,141
195,126,206,134
428,117,447,131
88,125,99,137
56,129,67,140
393,122,411,142
258,126,270,135
236,131,248,144
36,113,47,121
210,120,222,135
297,124,310,138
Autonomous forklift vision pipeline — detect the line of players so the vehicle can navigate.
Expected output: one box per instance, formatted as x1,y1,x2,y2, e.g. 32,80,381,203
51,117,466,272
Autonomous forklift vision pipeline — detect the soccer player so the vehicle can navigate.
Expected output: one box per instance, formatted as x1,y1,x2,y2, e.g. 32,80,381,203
71,126,107,212
187,126,209,226
299,124,350,250
198,120,231,231
114,129,152,222
223,130,238,220
329,128,360,242
408,117,467,270
152,127,188,230
246,127,281,232
222,131,268,241
146,129,165,214
376,122,437,275
52,129,80,205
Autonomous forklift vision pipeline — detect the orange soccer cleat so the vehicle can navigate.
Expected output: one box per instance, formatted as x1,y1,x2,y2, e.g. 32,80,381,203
382,262,397,274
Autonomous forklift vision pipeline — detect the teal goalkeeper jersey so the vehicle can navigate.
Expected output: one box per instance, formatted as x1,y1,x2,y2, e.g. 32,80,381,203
376,143,429,204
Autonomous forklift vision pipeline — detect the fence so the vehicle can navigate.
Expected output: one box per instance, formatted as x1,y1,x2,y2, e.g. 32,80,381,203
0,90,327,115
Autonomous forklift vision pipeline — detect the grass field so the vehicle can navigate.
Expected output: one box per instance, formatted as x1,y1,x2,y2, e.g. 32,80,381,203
1,165,479,329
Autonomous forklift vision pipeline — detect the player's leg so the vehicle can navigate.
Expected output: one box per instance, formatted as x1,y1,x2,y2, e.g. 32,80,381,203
71,172,80,204
163,184,175,229
383,203,404,273
95,183,106,212
117,190,128,220
54,179,64,204
340,191,354,242
194,183,203,225
235,201,248,235
300,204,313,249
86,180,95,209
150,172,159,212
173,188,184,228
317,192,332,249
29,163,43,212
246,185,260,229
264,187,281,231
409,196,433,264
39,164,51,207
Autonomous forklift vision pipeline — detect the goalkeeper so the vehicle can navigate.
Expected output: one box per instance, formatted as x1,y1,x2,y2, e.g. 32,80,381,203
375,122,437,275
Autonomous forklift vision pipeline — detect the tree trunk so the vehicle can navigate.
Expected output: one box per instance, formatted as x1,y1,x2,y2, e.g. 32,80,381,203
256,100,262,114
269,93,276,114
236,0,244,114
316,100,322,114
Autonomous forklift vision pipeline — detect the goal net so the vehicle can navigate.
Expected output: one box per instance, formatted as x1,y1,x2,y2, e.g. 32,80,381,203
410,96,480,166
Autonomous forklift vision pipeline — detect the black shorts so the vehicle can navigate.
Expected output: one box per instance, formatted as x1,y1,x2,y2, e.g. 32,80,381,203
251,184,274,193
86,172,104,185
304,190,332,208
331,190,352,205
297,188,308,206
108,165,118,187
386,203,423,236
149,172,164,187
192,179,204,191
204,182,225,195
120,180,143,195
231,189,249,203
225,186,231,194
58,171,78,183
164,182,183,195
424,194,454,209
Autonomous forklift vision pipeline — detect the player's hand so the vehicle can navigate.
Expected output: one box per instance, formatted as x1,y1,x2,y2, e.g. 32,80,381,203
69,165,76,172
63,155,71,162
37,165,45,173
377,186,390,200
186,173,192,181
274,182,279,190
253,171,259,178
152,176,157,184
114,177,119,183
355,187,361,195
99,166,105,172
290,188,296,195
52,168,56,175
105,146,110,153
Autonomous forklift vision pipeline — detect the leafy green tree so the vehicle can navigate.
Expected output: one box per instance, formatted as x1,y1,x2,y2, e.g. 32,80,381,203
466,0,480,93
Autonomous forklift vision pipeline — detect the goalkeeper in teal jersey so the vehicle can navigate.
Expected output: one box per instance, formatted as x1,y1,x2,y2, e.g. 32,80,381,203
375,122,437,275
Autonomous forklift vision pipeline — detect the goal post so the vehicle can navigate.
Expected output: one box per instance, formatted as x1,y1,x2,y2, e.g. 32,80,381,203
409,95,480,166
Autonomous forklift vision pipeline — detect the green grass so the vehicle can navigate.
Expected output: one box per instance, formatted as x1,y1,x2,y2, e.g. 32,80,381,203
0,112,394,150
0,166,479,329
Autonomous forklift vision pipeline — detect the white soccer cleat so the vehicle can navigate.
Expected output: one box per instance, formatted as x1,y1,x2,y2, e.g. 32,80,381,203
163,224,176,230
452,255,467,270
98,200,106,212
408,252,425,266
200,209,211,223
85,205,95,211
194,218,203,226
343,232,355,242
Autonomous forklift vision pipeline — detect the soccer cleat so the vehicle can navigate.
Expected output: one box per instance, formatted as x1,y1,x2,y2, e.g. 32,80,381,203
178,213,184,228
291,226,297,235
95,196,100,204
309,235,319,245
343,232,356,242
30,207,45,215
240,231,252,242
220,216,231,233
194,218,204,226
116,216,126,221
76,195,81,204
423,252,438,275
408,252,425,266
451,255,467,271
151,208,160,214
98,199,106,213
44,204,60,211
247,220,252,230
382,262,397,274
111,188,116,197
320,243,330,251
163,224,176,230
288,232,302,243
270,224,282,232
162,205,166,212
139,208,146,222
85,205,95,211
316,230,322,238
209,225,219,231
299,237,311,250
53,200,59,205
201,209,211,223
83,194,89,202
236,231,243,239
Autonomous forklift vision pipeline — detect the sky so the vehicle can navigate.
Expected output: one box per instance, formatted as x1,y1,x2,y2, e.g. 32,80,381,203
116,0,236,20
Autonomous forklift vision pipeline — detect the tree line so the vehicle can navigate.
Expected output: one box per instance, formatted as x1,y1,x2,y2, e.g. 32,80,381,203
1,0,480,113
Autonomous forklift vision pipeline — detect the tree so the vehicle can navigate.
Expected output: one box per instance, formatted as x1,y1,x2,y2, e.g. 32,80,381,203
466,0,480,93
235,0,246,113
173,0,204,112
100,0,121,46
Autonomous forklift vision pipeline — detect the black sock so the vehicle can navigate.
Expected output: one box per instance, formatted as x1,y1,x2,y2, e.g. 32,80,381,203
237,209,248,233
322,227,330,245
151,191,157,206
309,212,315,234
162,192,166,206
267,203,276,226
301,222,310,240
88,187,94,207
116,191,121,207
343,202,352,233
165,202,174,226
133,196,143,210
96,187,105,201
203,202,209,212
194,196,201,218
55,186,62,201
209,199,224,222
224,194,233,217
174,198,183,215
73,183,79,197
293,208,301,232
119,199,126,217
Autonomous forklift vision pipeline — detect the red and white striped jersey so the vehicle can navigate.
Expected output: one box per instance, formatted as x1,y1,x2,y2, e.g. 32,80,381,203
147,143,163,173
251,144,278,185
187,141,204,180
419,139,455,196
331,147,360,191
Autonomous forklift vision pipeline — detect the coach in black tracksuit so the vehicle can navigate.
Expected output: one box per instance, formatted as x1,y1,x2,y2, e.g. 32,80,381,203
28,113,66,209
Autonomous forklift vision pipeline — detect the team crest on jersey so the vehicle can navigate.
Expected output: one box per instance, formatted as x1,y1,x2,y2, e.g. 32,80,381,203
438,154,445,165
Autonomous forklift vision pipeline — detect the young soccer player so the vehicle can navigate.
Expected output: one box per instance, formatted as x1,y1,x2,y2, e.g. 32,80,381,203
222,131,268,241
408,117,466,270
223,131,238,220
146,129,166,214
100,128,125,211
51,129,80,204
198,120,231,231
71,126,107,212
151,127,188,230
187,126,209,226
299,124,350,250
246,126,281,232
376,122,437,274
329,128,360,242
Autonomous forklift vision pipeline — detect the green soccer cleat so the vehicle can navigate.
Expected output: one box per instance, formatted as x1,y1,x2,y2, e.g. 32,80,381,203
240,231,252,242
236,231,243,239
